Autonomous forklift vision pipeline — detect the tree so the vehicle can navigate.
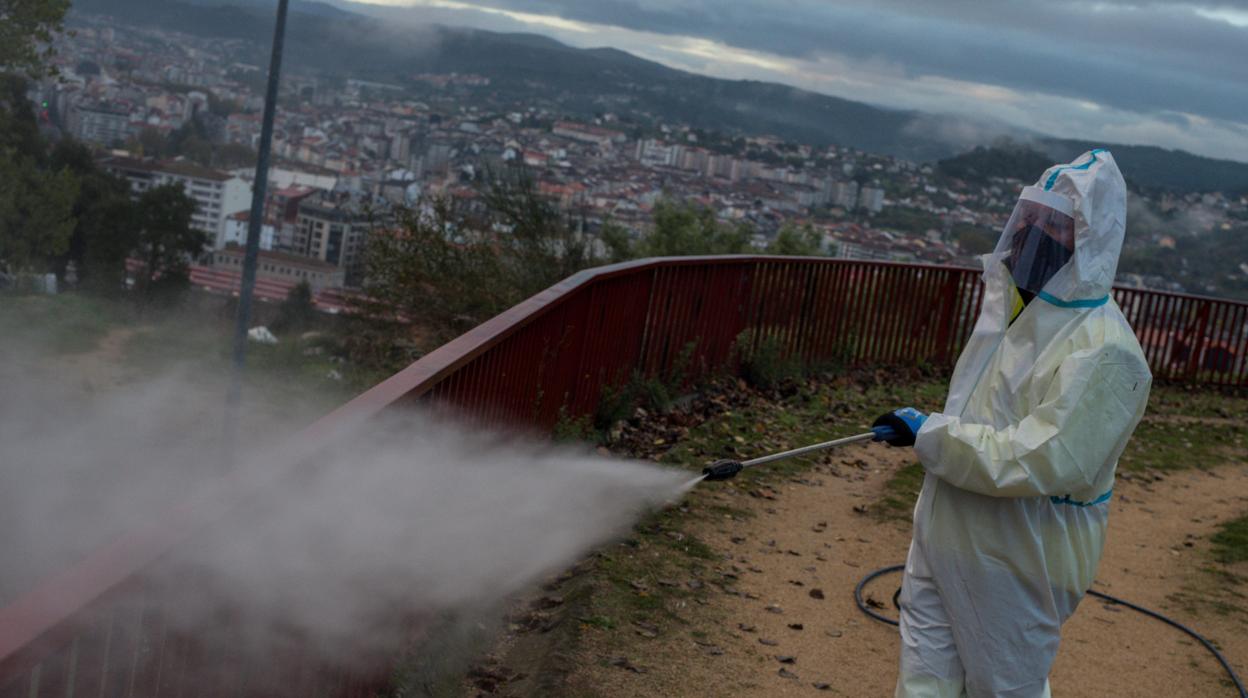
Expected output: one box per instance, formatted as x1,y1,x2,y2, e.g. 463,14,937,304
352,174,616,370
131,184,207,304
766,224,824,256
357,197,517,344
272,280,318,333
0,150,78,274
0,74,43,159
131,127,169,159
0,0,71,76
48,140,139,292
599,220,635,263
482,170,599,292
630,200,751,258
951,223,997,256
206,91,241,118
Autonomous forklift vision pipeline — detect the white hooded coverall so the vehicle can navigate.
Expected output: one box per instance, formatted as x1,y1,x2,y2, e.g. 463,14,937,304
896,150,1153,697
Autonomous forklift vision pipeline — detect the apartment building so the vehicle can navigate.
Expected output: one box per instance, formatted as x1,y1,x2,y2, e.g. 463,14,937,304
68,104,130,145
294,193,370,285
101,156,252,242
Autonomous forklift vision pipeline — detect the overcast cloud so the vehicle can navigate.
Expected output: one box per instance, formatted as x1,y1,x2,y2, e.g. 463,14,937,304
348,0,1248,162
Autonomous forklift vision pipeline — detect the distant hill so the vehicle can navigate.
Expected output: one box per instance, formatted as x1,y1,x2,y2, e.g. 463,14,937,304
936,144,1054,184
67,0,954,162
72,0,1248,191
939,142,1248,194
1042,140,1248,194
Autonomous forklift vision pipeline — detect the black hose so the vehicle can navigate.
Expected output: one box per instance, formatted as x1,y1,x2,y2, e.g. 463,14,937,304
1085,588,1247,698
854,564,1248,698
852,563,904,627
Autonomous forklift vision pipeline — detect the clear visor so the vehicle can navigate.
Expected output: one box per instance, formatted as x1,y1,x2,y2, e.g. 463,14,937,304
999,197,1076,296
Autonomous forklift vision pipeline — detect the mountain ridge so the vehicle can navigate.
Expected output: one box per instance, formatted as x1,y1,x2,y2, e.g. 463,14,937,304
70,0,1248,191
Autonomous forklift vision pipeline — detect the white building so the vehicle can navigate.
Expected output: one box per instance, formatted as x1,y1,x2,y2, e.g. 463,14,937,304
635,139,681,168
231,166,338,193
828,180,859,209
101,156,252,244
218,210,276,251
69,104,130,145
858,186,886,213
212,246,344,291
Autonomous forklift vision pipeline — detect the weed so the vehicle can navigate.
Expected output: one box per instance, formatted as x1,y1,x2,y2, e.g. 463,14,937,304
1211,514,1248,565
733,328,803,390
591,359,693,433
579,615,617,631
878,463,925,520
664,339,701,392
1119,419,1246,473
553,407,596,443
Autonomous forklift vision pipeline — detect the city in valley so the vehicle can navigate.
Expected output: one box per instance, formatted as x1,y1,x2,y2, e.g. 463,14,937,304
31,8,1248,308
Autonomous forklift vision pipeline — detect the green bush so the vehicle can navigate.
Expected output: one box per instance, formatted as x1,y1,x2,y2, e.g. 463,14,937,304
590,340,702,433
271,280,317,334
553,406,596,443
733,329,802,389
1211,515,1248,565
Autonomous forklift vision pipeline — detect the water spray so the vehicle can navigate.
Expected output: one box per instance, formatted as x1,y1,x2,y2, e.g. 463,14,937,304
700,426,895,481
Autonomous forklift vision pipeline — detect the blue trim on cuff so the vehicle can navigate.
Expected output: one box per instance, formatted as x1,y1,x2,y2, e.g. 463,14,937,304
1037,290,1109,308
1044,148,1107,191
1050,489,1113,507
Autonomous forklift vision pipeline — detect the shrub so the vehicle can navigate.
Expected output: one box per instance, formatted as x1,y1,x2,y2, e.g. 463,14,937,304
733,328,803,389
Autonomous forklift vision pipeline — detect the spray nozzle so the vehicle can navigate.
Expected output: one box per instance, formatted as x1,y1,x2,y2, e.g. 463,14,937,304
702,459,744,481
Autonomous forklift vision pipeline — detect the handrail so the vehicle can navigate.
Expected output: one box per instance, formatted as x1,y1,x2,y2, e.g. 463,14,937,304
317,255,982,423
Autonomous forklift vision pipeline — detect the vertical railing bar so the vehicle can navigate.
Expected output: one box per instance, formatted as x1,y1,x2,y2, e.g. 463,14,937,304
804,263,831,363
774,261,799,359
1206,301,1229,385
1233,303,1248,386
885,266,910,363
1228,303,1248,386
891,267,921,363
1163,292,1185,382
1140,288,1165,371
786,262,807,361
797,262,822,361
828,261,853,363
1215,301,1242,385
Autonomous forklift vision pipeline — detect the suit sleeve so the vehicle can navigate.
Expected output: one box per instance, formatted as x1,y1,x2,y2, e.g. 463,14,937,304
914,344,1151,498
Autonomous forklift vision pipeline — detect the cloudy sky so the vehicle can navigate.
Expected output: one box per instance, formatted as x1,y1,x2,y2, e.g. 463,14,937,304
346,0,1248,162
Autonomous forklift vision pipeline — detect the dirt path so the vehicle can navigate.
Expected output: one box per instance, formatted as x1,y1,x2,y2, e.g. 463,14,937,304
558,446,1248,696
56,326,137,390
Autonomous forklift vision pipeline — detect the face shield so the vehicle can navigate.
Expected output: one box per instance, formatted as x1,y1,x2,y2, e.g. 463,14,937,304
998,186,1076,297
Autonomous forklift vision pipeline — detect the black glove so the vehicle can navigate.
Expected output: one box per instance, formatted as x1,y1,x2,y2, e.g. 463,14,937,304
871,408,928,447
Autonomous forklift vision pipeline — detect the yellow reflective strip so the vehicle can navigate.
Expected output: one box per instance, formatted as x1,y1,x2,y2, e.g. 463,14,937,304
1009,283,1025,323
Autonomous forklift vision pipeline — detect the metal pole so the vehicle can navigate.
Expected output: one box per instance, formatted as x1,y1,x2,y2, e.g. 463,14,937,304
701,430,879,481
740,431,875,468
224,0,290,460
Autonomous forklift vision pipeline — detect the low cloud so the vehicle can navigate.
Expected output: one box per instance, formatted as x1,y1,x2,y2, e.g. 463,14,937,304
347,0,1248,161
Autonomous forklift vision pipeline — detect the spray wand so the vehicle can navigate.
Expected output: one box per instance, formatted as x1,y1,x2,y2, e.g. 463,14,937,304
701,426,895,481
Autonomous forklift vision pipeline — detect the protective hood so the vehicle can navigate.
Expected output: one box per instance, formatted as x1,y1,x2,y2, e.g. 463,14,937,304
986,149,1126,305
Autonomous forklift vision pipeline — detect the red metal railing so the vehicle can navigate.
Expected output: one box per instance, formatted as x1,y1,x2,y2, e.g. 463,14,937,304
1,256,1244,697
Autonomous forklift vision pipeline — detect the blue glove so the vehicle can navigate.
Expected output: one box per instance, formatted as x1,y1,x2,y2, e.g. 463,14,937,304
872,408,927,447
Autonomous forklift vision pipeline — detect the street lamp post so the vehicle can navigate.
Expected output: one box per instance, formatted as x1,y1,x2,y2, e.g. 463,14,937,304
224,0,290,461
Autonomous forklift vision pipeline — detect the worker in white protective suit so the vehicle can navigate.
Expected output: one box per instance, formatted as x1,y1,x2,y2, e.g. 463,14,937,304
871,149,1153,697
